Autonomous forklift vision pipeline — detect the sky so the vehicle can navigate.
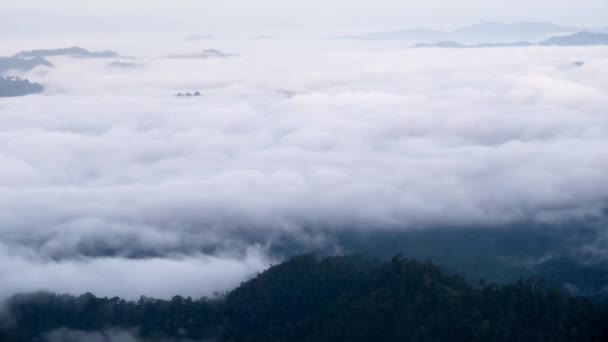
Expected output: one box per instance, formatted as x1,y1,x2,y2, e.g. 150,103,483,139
2,0,607,35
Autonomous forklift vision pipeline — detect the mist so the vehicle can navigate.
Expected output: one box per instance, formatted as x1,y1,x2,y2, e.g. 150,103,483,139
0,34,606,299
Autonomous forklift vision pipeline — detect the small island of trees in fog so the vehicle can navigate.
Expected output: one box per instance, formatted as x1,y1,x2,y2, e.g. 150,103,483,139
0,76,43,97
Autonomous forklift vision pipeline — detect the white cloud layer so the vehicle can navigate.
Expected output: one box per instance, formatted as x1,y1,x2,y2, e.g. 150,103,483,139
0,244,270,300
1,40,607,298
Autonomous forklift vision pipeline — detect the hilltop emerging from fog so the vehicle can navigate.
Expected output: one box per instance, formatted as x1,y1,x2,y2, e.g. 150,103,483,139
0,76,43,97
0,47,122,98
168,49,236,59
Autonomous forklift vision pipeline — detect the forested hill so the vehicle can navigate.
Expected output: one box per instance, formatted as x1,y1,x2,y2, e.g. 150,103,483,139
1,255,607,342
0,76,43,97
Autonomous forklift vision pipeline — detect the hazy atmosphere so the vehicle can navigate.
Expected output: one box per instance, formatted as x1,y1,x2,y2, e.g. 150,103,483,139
3,0,608,35
1,2,608,341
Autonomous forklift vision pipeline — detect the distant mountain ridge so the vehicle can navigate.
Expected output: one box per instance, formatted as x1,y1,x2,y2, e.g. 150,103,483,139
415,32,608,48
540,31,608,46
0,57,53,74
336,22,591,43
14,47,118,59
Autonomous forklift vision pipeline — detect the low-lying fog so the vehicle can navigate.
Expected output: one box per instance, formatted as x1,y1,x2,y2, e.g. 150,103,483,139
1,36,607,299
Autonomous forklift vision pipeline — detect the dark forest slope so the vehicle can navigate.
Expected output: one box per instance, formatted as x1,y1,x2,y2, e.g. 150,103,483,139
1,255,606,341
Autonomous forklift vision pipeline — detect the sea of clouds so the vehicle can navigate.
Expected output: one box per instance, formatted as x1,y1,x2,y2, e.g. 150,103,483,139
0,39,607,299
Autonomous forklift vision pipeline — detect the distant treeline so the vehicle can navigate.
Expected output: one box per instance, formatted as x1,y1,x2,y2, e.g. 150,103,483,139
0,76,43,97
1,255,606,341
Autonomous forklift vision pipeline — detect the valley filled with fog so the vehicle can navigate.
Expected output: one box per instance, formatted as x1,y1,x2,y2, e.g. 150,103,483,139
1,38,607,299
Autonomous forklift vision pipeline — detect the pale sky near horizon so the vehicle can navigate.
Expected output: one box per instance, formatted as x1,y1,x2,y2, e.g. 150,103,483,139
2,0,607,35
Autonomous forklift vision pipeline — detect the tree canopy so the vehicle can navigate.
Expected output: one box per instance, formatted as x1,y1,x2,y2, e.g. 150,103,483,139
1,255,606,341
